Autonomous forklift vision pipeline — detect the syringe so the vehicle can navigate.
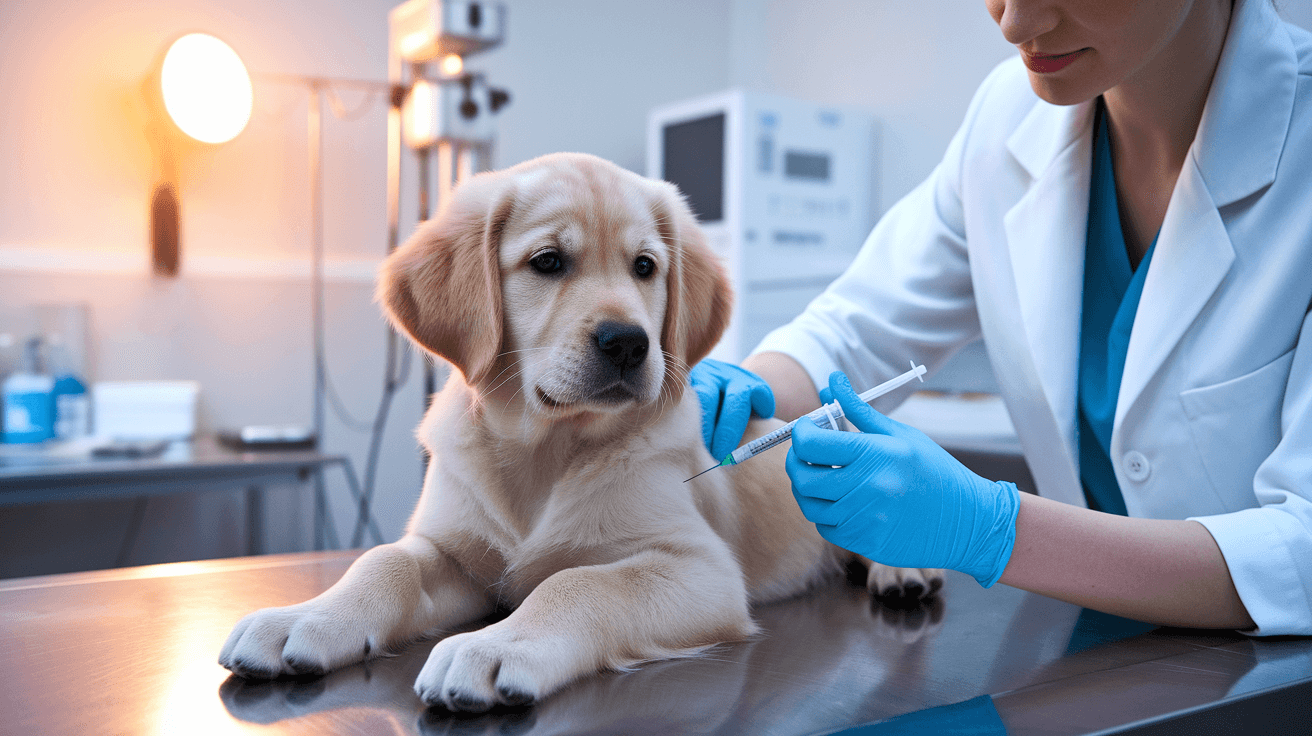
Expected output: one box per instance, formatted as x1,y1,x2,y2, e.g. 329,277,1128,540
685,361,926,482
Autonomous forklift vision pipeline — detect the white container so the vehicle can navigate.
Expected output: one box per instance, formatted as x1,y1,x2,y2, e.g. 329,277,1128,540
93,381,200,440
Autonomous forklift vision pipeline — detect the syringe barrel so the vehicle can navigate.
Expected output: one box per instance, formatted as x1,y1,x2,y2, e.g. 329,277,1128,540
729,403,845,464
731,426,793,463
720,363,925,469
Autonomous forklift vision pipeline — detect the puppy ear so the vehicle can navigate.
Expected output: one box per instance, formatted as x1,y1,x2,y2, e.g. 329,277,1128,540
653,182,732,398
377,173,514,386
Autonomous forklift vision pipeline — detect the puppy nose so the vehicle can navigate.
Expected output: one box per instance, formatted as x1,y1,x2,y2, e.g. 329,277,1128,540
595,321,649,370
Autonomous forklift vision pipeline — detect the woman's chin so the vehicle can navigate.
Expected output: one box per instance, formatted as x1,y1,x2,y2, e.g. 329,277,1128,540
1026,74,1103,107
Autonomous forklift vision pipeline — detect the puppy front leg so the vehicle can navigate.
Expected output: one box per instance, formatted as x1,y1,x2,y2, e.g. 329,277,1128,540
415,546,756,712
220,534,492,678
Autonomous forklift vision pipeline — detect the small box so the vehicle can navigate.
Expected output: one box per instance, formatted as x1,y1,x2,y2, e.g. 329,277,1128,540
93,381,200,440
218,425,316,451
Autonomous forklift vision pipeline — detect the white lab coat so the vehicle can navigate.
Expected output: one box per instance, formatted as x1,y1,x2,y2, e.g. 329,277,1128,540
755,0,1312,635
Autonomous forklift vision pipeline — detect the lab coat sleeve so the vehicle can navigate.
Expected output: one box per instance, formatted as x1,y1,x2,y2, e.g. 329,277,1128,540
751,63,1012,407
1190,309,1312,636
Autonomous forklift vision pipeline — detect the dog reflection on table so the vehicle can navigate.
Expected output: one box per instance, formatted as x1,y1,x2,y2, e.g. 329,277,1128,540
220,578,945,732
219,152,942,712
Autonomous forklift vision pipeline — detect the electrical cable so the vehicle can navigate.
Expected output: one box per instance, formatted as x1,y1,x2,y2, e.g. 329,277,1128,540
315,470,340,550
305,79,394,550
334,455,383,546
325,84,378,122
352,328,411,548
322,369,377,432
303,67,505,550
255,63,507,555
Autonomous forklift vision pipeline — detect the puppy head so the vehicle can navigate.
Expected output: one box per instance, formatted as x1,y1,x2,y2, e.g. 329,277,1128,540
379,153,730,417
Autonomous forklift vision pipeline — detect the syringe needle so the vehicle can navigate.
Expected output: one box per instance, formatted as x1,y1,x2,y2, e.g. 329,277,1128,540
685,453,734,482
684,464,720,483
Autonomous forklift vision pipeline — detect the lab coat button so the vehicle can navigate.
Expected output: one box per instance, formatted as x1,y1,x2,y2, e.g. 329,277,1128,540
1123,451,1151,482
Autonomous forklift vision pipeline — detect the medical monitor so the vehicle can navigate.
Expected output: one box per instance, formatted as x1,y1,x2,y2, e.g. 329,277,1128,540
648,90,876,361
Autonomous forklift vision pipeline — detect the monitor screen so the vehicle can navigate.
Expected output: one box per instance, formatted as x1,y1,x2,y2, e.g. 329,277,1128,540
662,113,725,223
784,150,830,182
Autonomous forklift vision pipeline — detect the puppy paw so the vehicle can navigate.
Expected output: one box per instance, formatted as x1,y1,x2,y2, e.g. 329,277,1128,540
415,625,572,712
863,561,944,605
219,604,380,679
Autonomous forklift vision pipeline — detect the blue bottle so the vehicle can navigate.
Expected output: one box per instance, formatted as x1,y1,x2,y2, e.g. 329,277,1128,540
2,338,55,443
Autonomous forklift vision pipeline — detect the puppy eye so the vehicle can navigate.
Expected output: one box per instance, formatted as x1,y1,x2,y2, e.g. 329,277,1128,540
634,255,656,279
530,251,564,275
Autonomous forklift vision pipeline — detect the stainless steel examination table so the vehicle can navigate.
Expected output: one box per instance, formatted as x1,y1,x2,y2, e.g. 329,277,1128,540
2,550,1309,735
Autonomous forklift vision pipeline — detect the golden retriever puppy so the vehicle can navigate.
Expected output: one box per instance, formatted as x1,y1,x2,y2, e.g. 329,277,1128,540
219,152,941,711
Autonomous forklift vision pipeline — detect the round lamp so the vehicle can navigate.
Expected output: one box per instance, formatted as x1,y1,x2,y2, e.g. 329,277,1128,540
150,32,252,277
160,33,253,144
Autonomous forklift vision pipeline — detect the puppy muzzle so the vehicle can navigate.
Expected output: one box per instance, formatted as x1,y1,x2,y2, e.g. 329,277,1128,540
533,322,654,409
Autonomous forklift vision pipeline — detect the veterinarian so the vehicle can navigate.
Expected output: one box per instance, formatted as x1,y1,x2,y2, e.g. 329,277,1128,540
693,0,1312,635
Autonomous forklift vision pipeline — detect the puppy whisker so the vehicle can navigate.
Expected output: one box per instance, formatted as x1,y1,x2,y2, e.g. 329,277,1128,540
483,349,553,397
459,359,539,426
487,364,535,404
484,347,553,385
494,346,556,359
659,352,697,414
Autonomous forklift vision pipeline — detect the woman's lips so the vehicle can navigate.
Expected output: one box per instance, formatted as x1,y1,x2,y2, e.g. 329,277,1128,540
1023,48,1089,74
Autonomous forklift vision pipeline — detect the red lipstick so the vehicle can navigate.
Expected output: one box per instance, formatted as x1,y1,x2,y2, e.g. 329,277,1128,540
1023,48,1088,74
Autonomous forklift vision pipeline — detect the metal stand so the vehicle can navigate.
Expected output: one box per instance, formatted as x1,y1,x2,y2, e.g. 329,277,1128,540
385,5,509,455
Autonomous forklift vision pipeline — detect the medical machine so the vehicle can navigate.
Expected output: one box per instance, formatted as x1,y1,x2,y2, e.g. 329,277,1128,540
647,90,877,361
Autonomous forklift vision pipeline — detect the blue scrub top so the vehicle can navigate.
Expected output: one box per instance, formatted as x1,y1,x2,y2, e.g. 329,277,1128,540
1078,100,1157,517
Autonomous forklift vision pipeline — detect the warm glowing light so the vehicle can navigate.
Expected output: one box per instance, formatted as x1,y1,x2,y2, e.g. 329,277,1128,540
440,53,464,76
160,33,253,144
397,30,433,60
402,79,439,150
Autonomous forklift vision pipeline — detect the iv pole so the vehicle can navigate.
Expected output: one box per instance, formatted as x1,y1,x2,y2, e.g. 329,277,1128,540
386,0,509,408
347,0,509,547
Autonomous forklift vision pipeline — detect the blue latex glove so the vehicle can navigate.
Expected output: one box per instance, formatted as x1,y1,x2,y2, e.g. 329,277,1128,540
786,371,1020,588
690,359,776,461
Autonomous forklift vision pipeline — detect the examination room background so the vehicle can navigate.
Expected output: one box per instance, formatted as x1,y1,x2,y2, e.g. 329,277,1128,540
3,0,1309,577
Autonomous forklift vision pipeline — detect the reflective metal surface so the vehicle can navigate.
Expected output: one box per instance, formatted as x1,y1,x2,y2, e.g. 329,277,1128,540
2,551,1309,735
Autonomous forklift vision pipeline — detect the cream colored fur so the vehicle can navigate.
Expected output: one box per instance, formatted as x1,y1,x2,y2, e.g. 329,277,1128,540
219,153,941,711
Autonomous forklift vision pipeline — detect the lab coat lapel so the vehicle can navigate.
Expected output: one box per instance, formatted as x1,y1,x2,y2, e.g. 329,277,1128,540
1116,0,1292,426
1115,162,1233,426
1002,100,1095,496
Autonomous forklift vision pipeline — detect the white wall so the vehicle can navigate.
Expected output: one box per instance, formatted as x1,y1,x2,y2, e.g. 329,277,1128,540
730,0,1016,218
480,1,734,174
732,0,1312,218
0,0,734,576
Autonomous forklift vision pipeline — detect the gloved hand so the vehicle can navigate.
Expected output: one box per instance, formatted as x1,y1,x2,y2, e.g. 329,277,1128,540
786,371,1020,587
690,359,776,461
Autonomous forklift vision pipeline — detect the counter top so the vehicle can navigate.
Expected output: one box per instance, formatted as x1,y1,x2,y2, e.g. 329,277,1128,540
2,550,1308,735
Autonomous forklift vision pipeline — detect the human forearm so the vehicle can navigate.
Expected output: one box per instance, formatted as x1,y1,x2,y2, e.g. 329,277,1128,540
999,493,1255,629
741,351,821,422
